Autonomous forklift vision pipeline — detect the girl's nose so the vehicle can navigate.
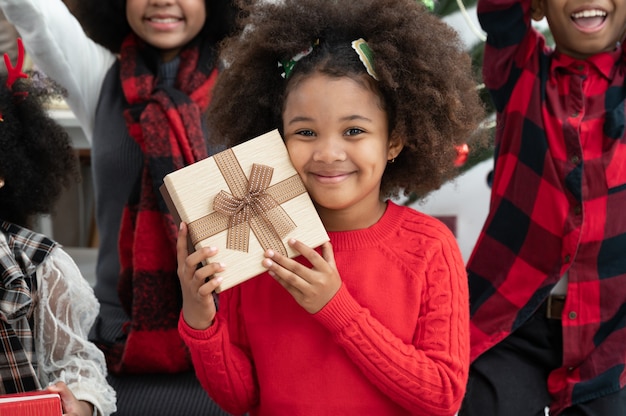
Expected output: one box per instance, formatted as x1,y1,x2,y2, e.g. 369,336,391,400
312,136,347,163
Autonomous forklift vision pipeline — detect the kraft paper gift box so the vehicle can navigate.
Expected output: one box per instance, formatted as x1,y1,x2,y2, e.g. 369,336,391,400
161,129,329,292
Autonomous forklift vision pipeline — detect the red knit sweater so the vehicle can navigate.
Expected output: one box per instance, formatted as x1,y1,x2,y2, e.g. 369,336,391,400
179,201,469,415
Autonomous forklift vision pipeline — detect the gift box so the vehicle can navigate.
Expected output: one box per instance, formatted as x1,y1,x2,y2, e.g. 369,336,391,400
0,391,63,416
161,129,329,292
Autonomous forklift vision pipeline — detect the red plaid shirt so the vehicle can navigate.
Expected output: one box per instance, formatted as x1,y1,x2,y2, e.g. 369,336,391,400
468,0,626,412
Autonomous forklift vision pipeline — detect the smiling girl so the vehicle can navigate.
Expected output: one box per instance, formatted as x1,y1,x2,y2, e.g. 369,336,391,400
0,0,237,414
175,0,486,415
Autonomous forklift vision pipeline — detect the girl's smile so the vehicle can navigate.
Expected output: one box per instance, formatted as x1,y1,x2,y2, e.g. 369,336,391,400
144,13,185,30
127,0,206,62
309,170,354,184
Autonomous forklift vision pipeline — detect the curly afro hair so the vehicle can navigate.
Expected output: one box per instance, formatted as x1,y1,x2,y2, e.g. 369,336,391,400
0,75,80,228
72,0,239,53
207,0,487,199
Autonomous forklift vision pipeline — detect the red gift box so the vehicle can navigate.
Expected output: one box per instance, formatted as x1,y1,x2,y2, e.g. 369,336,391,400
0,390,63,416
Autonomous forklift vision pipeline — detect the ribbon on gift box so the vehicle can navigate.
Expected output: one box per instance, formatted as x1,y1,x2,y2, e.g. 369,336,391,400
187,148,307,256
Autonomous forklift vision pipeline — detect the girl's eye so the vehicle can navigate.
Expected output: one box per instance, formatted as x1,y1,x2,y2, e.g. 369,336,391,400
295,129,316,138
345,128,364,136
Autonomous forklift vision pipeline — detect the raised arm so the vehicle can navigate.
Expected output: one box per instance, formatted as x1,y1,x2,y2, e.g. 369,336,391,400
478,0,539,112
0,0,115,140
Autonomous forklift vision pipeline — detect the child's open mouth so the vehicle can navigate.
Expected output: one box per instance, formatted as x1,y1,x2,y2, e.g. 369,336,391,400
571,9,607,31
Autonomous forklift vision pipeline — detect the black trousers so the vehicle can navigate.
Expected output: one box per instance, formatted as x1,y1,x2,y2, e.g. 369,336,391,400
459,300,626,416
92,303,235,416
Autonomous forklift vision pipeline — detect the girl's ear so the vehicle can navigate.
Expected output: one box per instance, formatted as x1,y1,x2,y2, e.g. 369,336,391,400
531,0,546,21
387,136,404,162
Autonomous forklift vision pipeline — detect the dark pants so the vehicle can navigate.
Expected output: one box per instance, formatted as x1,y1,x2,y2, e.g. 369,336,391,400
459,300,626,416
92,303,235,416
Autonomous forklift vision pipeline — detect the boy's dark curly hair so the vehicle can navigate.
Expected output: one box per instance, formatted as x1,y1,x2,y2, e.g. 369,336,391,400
72,0,239,53
0,76,79,228
208,0,486,199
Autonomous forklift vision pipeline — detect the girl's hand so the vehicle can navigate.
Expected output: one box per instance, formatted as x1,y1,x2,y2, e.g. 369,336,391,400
262,240,341,313
46,381,93,416
177,222,225,330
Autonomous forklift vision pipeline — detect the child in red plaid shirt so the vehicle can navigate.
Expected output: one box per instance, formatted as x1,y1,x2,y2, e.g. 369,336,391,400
460,0,626,415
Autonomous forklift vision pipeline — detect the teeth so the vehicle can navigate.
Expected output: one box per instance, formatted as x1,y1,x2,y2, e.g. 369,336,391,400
571,9,607,19
149,17,179,23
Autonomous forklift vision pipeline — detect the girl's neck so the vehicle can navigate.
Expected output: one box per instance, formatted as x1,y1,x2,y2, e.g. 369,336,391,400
160,47,183,63
316,200,387,232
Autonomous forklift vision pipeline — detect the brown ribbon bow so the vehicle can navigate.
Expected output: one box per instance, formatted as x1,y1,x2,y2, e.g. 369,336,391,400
187,149,307,256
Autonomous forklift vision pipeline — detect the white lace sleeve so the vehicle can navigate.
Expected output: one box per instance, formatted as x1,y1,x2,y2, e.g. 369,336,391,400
35,247,117,416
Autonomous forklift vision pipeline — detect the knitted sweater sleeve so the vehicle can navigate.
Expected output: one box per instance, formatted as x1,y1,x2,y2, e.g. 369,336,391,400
313,222,470,416
0,0,115,141
179,299,258,416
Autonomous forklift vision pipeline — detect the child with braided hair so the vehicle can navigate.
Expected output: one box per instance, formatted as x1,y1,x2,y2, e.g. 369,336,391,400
176,0,486,415
0,40,116,416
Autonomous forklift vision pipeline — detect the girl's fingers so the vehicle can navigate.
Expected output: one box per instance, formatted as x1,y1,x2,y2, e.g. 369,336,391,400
190,257,221,281
198,275,223,296
177,222,223,283
287,238,316,258
176,222,190,265
263,247,311,284
262,240,341,314
269,267,305,296
285,239,334,274
320,242,336,267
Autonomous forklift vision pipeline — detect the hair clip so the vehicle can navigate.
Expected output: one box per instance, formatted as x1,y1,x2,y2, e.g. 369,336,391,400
351,38,378,80
278,39,320,79
421,0,435,11
2,38,29,122
4,38,28,90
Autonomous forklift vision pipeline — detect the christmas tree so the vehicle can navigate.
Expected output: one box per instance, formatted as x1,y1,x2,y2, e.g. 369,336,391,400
434,0,494,176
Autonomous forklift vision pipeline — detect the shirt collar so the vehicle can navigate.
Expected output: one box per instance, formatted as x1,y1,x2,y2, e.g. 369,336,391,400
551,46,622,80
0,222,55,323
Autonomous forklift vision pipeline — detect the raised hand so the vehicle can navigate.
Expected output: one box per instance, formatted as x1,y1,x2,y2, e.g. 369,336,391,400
176,222,225,330
262,240,341,314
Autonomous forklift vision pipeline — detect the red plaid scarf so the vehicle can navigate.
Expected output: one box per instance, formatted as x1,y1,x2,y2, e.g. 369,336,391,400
0,221,56,393
110,34,217,374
